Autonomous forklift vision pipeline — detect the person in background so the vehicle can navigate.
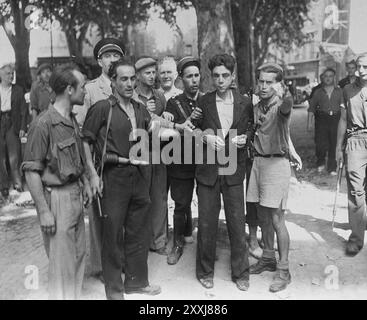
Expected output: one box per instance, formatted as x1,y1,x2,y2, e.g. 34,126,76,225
134,57,169,256
75,38,124,127
158,56,183,100
0,64,27,198
339,58,358,89
30,63,55,120
336,53,367,256
308,68,343,175
22,65,92,299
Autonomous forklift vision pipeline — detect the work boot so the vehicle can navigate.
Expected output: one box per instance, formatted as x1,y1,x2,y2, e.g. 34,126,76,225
167,245,183,265
249,257,277,274
346,241,361,256
269,268,291,293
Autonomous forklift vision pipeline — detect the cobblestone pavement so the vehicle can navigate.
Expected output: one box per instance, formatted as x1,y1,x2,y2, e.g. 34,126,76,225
2,107,367,300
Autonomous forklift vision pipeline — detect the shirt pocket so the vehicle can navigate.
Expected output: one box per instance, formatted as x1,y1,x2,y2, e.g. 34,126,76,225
51,137,82,183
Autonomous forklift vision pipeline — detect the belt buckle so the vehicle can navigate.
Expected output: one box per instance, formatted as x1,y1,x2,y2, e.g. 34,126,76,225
329,111,333,116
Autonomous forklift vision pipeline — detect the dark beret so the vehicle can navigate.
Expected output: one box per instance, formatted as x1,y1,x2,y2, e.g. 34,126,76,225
93,38,125,60
135,57,157,72
177,56,200,76
37,63,52,75
257,62,284,74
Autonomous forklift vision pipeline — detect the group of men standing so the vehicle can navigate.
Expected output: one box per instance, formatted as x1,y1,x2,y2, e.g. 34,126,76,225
19,36,299,300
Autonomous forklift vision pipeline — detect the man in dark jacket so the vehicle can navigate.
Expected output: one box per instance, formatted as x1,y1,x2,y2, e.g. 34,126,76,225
195,54,253,291
0,64,28,197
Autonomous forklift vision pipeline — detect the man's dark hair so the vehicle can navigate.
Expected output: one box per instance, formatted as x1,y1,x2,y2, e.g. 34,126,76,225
257,65,283,82
208,54,236,74
108,58,135,80
49,65,79,95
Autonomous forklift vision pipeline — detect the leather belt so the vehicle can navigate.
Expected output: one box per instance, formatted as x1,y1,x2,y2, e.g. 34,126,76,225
316,110,339,116
254,153,286,158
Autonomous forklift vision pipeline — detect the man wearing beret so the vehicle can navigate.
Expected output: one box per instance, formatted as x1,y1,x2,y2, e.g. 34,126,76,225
133,57,169,255
0,64,28,198
80,37,125,281
165,56,203,265
30,63,55,120
247,63,293,293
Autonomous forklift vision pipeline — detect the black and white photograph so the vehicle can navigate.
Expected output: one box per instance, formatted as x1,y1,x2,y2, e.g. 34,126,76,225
1,0,367,304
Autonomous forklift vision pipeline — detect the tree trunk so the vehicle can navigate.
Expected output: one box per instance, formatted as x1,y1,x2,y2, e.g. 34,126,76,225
232,0,252,93
192,0,235,92
4,0,32,90
14,36,31,90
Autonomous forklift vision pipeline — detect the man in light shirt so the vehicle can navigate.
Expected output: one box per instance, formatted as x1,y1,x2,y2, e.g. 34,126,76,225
158,56,182,100
0,64,28,198
194,54,253,291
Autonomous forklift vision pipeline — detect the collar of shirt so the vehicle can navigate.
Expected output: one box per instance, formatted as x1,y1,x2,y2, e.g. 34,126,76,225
162,86,182,100
0,85,12,112
216,90,233,105
100,73,111,88
258,95,280,114
135,86,154,101
49,105,77,128
185,90,201,103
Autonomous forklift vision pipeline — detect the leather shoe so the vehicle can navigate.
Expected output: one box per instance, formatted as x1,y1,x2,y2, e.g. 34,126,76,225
198,278,214,289
167,245,183,265
235,279,249,291
269,269,291,293
125,284,161,295
249,258,277,274
346,241,361,256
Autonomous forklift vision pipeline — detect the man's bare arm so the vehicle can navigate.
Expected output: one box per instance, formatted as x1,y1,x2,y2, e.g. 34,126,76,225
83,141,101,197
25,171,55,235
336,108,347,164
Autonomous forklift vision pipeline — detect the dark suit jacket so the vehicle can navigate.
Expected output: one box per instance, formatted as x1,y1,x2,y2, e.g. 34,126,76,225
3,85,28,134
195,90,253,187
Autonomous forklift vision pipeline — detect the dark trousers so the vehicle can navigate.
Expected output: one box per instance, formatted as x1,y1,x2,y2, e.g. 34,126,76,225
170,177,194,246
345,136,367,248
0,115,22,190
245,158,258,227
196,177,249,281
149,164,168,250
315,113,340,172
101,165,151,300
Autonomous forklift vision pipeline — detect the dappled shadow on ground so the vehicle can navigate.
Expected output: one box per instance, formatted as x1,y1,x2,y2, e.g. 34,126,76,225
285,211,349,251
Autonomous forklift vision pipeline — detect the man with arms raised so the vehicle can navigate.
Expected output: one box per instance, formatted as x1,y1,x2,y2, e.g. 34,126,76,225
247,63,293,293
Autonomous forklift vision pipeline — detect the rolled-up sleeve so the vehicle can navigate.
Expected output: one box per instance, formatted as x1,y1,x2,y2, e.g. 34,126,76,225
82,101,107,143
21,119,49,172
